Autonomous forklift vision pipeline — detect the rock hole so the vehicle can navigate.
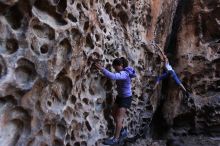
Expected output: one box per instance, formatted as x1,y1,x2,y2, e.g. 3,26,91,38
53,139,64,146
71,130,75,141
103,28,106,33
112,9,117,17
57,0,67,13
32,20,55,40
66,143,71,146
47,101,52,106
100,18,104,23
82,98,89,105
89,87,95,95
83,112,89,118
70,95,77,104
76,3,82,11
59,38,72,59
6,38,19,54
90,0,93,6
86,34,94,49
55,76,73,101
131,4,135,14
104,2,112,14
85,121,92,132
18,0,32,15
15,58,37,85
1,95,16,104
118,10,129,24
74,142,80,146
81,141,87,146
115,4,122,10
68,14,77,22
107,35,111,41
0,2,8,14
40,44,49,54
95,34,100,41
71,28,82,43
65,134,70,141
4,4,23,29
83,21,89,31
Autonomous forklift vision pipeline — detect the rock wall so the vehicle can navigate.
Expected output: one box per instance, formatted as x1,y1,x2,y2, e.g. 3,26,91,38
0,0,177,146
151,0,220,140
173,0,220,136
0,0,219,146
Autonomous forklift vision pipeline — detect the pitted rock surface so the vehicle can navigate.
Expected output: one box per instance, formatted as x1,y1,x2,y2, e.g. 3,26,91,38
0,0,219,146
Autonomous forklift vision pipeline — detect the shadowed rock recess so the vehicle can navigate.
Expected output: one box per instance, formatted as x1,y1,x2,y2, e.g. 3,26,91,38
0,0,219,146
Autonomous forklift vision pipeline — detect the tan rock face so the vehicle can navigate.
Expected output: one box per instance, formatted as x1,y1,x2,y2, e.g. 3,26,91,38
150,0,220,139
172,0,220,135
0,0,219,146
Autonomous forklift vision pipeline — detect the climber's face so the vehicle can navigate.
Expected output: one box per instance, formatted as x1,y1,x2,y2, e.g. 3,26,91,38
113,65,123,72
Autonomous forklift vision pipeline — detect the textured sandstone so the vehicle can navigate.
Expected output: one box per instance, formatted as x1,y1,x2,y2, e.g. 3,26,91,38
0,0,219,146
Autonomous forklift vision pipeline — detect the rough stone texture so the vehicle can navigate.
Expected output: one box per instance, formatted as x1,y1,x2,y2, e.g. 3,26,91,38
150,0,220,143
179,0,220,136
0,0,219,146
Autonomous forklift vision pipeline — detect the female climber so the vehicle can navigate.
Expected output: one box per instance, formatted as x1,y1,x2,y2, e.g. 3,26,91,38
153,53,189,97
95,57,136,145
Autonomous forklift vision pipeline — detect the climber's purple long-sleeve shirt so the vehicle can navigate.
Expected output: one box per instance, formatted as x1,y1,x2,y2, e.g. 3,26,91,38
101,67,136,97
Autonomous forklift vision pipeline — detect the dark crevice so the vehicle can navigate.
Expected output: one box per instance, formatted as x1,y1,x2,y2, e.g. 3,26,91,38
104,2,112,14
4,4,23,29
57,0,67,14
68,14,77,22
164,0,190,63
86,34,94,49
82,2,88,10
150,98,171,139
6,38,19,54
150,0,189,139
0,2,9,14
118,10,129,24
83,21,89,31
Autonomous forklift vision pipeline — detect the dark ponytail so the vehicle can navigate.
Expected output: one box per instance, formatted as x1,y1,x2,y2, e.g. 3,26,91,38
112,57,128,68
120,57,128,68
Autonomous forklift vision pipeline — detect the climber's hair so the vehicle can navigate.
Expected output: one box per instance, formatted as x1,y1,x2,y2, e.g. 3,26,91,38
112,57,128,68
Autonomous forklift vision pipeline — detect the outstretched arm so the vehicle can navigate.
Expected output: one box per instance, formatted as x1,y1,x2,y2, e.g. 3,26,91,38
95,63,128,80
153,43,167,60
101,68,128,80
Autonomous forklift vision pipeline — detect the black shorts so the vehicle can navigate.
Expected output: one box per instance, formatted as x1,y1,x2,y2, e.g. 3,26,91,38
115,96,132,108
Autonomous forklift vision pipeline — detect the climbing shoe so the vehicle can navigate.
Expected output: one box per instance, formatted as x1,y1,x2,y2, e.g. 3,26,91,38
103,136,119,145
120,127,128,140
184,91,190,98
